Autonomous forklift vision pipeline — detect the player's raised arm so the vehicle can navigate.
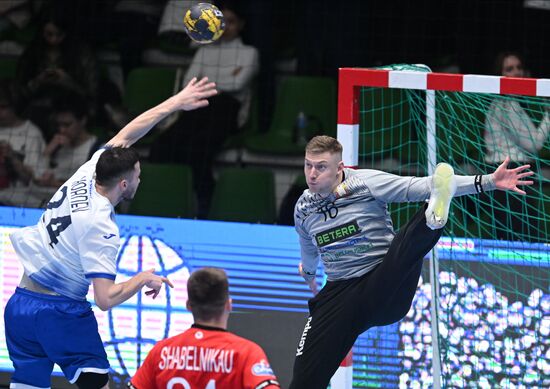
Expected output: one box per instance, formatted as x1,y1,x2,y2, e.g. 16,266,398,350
106,77,217,148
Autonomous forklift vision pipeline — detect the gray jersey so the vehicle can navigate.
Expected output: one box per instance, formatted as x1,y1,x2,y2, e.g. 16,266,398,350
294,168,495,282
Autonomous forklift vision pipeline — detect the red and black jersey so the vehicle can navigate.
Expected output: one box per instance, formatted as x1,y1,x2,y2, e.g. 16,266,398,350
131,324,280,389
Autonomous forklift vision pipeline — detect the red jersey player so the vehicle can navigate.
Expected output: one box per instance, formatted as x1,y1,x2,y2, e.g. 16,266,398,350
130,267,280,389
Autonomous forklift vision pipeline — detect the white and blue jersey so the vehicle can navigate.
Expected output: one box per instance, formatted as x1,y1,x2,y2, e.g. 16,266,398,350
10,148,119,301
294,168,495,282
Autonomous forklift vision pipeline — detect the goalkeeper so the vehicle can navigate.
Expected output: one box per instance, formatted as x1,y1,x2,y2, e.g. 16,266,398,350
289,135,533,389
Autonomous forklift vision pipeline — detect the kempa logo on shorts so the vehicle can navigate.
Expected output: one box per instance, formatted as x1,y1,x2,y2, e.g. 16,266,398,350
315,220,360,247
296,316,312,356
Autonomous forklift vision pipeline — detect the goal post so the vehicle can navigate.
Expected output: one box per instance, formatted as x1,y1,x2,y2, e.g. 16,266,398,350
335,65,550,388
338,66,550,167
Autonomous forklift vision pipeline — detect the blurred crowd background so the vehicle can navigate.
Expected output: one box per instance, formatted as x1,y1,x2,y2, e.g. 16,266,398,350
0,0,548,226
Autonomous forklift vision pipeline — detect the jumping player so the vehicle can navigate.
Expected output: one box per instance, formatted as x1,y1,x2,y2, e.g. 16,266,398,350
289,135,534,388
130,267,280,389
4,77,217,389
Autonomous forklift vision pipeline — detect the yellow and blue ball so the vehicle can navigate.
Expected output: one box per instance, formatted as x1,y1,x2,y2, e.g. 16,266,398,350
183,3,225,44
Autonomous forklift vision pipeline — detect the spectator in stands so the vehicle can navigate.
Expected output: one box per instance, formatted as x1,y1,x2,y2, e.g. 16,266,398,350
184,0,259,129
130,267,280,389
150,0,259,217
0,90,100,208
16,5,99,136
483,51,549,241
33,91,100,194
0,78,45,205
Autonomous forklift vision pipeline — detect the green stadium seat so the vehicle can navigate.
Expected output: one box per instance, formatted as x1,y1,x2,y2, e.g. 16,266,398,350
243,76,336,155
0,23,36,46
208,167,276,224
128,163,195,218
123,67,178,115
122,67,178,145
0,58,18,79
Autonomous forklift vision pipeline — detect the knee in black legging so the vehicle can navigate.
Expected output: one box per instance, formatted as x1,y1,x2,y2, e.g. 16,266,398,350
75,372,109,389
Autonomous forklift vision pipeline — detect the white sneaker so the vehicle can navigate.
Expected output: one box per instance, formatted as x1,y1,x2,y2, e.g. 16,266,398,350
425,163,456,230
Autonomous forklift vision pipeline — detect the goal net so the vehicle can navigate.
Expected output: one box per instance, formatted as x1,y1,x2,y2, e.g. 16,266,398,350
337,65,549,388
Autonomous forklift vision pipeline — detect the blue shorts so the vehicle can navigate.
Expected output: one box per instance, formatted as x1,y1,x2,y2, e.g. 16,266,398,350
3,287,110,388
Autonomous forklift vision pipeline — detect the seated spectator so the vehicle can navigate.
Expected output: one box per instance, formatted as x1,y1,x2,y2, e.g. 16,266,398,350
16,5,99,136
484,51,549,241
0,91,100,208
183,0,259,128
150,0,259,217
130,267,280,389
0,78,46,205
34,91,101,192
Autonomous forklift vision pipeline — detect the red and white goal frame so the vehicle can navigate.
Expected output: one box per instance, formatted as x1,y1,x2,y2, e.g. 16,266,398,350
332,66,550,389
337,67,550,167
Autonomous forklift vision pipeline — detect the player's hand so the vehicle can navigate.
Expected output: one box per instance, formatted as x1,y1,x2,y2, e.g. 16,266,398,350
175,77,217,111
298,263,318,295
141,269,174,299
492,157,534,195
44,134,70,156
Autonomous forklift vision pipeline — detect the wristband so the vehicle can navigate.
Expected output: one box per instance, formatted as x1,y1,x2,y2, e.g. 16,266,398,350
474,175,484,193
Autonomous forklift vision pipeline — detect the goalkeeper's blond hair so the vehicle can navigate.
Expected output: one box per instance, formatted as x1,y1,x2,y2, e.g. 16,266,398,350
305,135,343,156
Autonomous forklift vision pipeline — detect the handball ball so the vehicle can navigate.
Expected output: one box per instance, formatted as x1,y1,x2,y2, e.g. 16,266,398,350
183,3,225,44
